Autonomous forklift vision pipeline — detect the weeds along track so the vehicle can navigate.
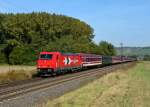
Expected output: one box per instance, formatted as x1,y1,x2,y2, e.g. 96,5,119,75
0,78,42,88
0,62,135,101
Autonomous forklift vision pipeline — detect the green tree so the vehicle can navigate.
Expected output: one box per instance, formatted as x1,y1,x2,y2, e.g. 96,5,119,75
0,14,6,44
143,55,150,61
45,36,95,53
0,12,116,65
99,41,116,56
3,39,21,63
0,51,7,63
9,46,36,65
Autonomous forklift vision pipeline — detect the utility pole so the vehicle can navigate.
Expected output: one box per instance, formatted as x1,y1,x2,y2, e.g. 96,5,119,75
120,43,123,61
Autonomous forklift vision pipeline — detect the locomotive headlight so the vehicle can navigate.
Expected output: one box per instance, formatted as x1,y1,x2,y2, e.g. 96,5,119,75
38,69,40,72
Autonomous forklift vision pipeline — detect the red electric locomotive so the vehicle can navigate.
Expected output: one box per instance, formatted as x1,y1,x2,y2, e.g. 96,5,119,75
37,52,82,75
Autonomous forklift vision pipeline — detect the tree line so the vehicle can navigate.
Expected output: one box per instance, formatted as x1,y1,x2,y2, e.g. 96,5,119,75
0,12,116,65
143,55,150,61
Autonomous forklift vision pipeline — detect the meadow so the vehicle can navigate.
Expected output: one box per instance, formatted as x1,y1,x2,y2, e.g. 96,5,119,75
0,65,36,83
43,62,150,107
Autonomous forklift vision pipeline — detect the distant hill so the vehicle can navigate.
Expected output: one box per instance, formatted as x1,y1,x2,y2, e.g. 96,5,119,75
116,47,150,56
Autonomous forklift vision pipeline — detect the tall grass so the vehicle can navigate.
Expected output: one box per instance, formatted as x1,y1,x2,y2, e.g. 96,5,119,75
42,62,150,107
0,69,36,83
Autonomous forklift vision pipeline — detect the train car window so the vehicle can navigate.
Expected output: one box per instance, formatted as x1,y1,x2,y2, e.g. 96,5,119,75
39,54,53,60
90,57,92,62
86,57,88,62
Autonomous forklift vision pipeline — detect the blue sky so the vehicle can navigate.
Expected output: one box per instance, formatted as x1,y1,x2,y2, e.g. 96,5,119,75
0,0,150,47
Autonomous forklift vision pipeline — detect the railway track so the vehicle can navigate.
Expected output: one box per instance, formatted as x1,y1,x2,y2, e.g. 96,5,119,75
0,77,42,88
0,62,135,102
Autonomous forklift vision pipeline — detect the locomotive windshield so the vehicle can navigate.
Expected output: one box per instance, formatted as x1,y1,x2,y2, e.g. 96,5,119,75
39,54,53,60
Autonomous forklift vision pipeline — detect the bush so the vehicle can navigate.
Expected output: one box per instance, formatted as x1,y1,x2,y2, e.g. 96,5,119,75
0,52,7,63
9,46,36,65
143,55,150,61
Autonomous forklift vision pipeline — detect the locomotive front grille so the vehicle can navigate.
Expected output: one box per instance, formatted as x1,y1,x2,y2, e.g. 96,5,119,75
38,68,53,75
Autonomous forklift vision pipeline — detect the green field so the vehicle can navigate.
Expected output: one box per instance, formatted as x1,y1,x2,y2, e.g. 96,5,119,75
43,62,150,107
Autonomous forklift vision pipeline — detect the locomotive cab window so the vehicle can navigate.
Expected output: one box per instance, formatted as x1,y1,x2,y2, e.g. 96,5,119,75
39,54,53,60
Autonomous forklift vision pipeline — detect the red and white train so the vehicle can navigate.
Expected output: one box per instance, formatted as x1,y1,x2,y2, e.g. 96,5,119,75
37,52,136,76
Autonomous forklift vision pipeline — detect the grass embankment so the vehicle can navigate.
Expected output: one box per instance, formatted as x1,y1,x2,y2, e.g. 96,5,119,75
0,65,36,83
43,62,150,107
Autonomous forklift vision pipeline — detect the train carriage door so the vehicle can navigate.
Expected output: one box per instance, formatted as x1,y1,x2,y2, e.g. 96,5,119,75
56,55,59,68
56,53,62,69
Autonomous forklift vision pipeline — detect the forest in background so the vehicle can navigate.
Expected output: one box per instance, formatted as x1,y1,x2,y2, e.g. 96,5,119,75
0,12,116,65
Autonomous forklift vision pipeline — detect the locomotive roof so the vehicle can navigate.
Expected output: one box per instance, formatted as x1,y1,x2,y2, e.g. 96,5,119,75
78,53,102,56
40,52,60,54
61,52,79,56
40,51,79,56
